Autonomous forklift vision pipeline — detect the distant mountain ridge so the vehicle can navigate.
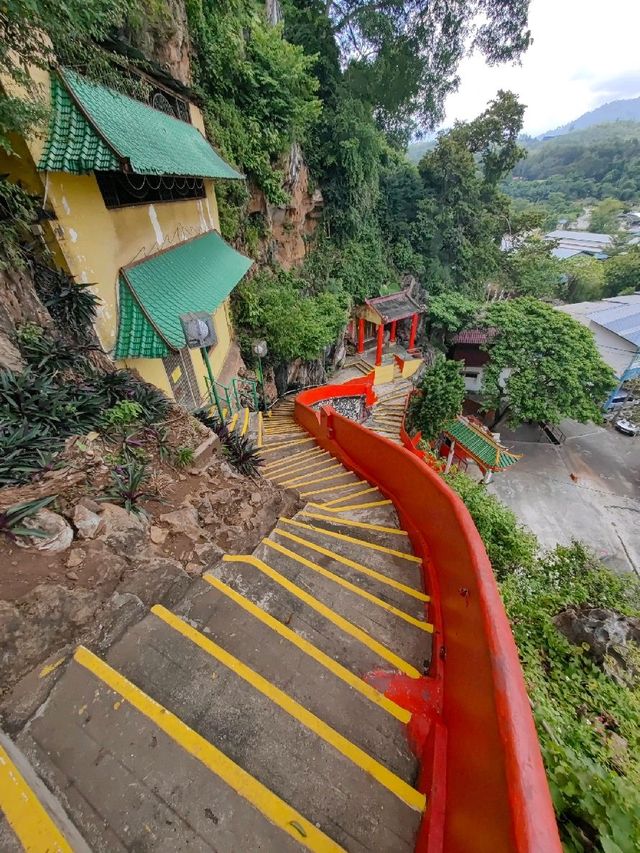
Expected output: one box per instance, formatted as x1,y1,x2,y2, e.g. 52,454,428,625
541,96,640,139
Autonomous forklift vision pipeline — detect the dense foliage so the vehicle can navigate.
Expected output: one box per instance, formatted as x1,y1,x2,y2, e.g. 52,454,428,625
482,298,616,428
232,267,348,367
505,122,640,205
447,472,640,851
406,356,465,441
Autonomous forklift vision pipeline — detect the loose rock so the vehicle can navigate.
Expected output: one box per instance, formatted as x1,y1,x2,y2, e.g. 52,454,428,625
15,509,73,553
73,504,104,540
66,549,86,569
150,525,169,545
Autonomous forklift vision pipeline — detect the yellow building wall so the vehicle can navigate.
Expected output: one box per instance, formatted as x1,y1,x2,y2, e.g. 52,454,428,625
0,68,235,404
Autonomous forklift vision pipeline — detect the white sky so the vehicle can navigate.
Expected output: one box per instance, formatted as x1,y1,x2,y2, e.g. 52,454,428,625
443,0,640,135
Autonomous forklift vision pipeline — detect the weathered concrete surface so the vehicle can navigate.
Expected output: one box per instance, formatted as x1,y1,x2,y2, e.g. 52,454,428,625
489,420,640,575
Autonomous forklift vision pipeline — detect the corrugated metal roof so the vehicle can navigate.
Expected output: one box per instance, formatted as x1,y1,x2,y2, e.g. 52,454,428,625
546,230,612,245
443,417,521,471
589,304,640,346
40,70,243,179
114,231,253,359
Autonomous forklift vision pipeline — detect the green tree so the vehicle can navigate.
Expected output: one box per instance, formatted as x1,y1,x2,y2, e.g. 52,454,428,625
406,355,465,441
321,1,531,137
187,0,321,203
414,92,527,294
0,0,131,149
500,236,562,298
589,197,624,234
603,248,640,297
482,298,616,428
427,292,481,348
562,255,605,303
232,268,348,382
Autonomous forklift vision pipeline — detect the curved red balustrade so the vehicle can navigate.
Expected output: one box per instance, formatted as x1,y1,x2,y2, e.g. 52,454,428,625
295,378,561,853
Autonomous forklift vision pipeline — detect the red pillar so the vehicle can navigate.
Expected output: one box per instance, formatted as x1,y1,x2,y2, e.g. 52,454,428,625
408,313,419,350
375,322,384,366
357,318,365,354
389,320,397,343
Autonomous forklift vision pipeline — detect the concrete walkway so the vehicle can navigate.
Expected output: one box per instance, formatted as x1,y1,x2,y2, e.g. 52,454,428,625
489,420,640,576
2,398,432,851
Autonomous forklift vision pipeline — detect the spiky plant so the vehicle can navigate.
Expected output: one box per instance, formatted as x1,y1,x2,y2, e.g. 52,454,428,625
0,495,56,541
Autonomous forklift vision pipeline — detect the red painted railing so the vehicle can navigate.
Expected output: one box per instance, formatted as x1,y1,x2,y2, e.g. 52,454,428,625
295,379,561,853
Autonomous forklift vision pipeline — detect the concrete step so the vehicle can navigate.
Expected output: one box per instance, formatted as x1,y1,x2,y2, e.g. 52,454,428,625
252,537,431,668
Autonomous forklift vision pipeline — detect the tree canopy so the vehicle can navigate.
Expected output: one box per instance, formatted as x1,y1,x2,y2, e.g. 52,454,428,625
323,0,531,139
406,355,465,441
603,248,640,297
481,298,616,428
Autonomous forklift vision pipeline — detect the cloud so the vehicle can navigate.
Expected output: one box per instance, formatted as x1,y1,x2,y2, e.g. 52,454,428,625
592,72,640,101
442,0,640,136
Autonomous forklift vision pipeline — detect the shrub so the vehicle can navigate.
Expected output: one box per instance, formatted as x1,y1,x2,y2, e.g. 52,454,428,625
174,446,195,468
102,460,154,516
33,264,99,341
0,423,63,485
101,400,143,429
222,432,263,477
501,542,640,850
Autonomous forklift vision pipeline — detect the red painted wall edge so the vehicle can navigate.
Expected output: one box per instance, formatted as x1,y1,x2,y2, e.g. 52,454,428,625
295,379,561,853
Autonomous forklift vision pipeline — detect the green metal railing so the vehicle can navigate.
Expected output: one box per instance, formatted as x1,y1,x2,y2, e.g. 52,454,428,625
204,375,259,423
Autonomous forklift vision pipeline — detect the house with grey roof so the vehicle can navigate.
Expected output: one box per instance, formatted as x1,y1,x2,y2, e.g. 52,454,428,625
545,229,613,260
558,294,640,407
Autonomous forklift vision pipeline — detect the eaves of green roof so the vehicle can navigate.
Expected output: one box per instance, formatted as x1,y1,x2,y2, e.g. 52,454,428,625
114,230,253,359
444,418,521,470
39,69,243,180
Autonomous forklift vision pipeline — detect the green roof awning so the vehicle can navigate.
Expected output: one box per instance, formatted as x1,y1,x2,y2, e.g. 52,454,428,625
443,417,522,471
114,231,253,359
39,70,243,179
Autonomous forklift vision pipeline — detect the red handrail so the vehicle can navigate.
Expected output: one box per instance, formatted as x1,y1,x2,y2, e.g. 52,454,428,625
294,380,561,853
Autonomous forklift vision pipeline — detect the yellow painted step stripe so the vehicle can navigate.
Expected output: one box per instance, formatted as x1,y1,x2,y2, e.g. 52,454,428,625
310,493,392,513
301,509,408,537
260,437,315,455
264,447,325,472
264,428,305,436
152,606,424,812
0,742,72,853
279,518,421,563
257,412,264,449
323,486,377,506
265,452,329,479
299,480,367,498
272,527,428,603
279,467,350,489
266,537,432,633
202,574,410,723
240,408,250,437
228,412,239,434
221,556,421,679
74,646,344,852
273,459,340,484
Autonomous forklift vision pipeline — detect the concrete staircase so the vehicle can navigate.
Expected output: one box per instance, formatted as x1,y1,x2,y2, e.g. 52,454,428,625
1,397,433,852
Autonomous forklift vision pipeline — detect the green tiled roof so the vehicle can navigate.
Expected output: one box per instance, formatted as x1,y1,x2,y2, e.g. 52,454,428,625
114,230,253,359
444,417,521,470
39,70,243,179
39,76,120,174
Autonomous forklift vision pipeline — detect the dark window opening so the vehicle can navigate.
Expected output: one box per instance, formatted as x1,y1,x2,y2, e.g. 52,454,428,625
96,171,206,209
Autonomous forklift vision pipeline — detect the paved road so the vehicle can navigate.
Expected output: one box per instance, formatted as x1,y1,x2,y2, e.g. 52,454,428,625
488,421,640,576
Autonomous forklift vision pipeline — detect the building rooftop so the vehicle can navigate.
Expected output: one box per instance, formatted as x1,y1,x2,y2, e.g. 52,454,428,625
589,303,640,346
452,328,497,345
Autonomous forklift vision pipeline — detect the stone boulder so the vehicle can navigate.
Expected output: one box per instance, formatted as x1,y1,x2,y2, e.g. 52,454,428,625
554,606,640,679
15,509,73,553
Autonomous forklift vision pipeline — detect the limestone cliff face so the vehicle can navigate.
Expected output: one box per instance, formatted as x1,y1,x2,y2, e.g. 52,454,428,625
248,143,324,269
125,0,192,85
